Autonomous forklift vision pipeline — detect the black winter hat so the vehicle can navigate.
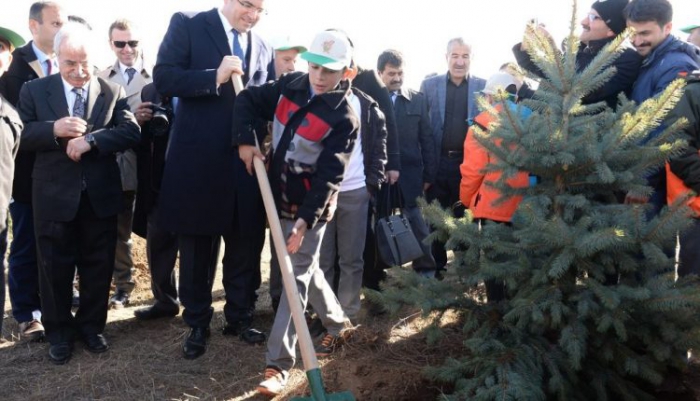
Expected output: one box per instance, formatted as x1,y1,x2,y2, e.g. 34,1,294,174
591,0,629,35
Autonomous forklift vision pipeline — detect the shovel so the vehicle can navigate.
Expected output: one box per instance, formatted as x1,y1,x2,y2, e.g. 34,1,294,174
232,76,355,401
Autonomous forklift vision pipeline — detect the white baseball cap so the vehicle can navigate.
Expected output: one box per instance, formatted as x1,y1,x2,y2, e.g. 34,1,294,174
481,72,519,96
300,31,353,71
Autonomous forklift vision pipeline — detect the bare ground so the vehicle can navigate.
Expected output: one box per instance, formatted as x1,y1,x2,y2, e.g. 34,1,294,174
2,235,700,400
0,235,455,401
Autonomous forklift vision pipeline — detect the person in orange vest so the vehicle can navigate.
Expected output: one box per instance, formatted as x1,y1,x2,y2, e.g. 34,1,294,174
667,70,700,278
459,71,532,302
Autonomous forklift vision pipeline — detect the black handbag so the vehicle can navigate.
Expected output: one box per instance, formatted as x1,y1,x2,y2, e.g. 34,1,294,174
375,183,424,266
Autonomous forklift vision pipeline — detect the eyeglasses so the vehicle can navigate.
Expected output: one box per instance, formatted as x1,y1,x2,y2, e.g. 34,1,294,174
112,40,139,48
586,13,602,22
237,0,267,15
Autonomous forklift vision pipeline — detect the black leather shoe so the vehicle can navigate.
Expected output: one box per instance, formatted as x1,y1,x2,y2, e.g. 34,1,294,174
223,321,266,345
134,305,179,321
183,327,210,359
83,334,109,353
109,289,130,309
48,342,73,365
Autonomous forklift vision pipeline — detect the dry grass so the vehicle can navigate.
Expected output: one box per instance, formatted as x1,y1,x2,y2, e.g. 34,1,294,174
0,235,461,401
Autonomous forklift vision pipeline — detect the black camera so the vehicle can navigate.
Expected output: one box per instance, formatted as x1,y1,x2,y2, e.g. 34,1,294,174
150,104,172,137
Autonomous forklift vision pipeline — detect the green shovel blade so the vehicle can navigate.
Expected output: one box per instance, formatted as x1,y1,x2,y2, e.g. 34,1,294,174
289,368,356,401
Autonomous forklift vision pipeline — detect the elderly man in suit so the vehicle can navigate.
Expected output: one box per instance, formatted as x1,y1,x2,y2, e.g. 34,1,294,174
0,25,25,339
0,1,65,342
420,37,486,278
153,0,274,359
17,22,140,364
377,49,437,279
98,18,154,309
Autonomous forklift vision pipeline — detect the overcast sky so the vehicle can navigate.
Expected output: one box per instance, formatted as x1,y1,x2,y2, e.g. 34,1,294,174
4,0,696,88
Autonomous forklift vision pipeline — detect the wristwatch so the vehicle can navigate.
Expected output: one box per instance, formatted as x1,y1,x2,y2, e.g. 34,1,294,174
84,133,97,150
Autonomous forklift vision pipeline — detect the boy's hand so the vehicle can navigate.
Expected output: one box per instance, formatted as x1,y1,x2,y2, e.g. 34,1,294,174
238,144,265,175
287,218,307,254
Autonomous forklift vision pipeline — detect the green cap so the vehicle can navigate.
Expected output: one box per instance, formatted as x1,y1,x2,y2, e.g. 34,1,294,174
0,26,25,50
680,24,700,34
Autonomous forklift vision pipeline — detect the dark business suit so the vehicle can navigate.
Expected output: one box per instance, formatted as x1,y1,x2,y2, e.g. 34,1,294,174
153,9,273,328
18,74,140,344
0,95,22,334
420,73,486,270
0,41,48,325
132,83,180,311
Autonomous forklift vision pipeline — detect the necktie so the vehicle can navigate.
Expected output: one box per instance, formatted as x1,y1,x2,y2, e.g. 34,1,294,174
125,67,137,84
72,87,85,119
391,91,398,104
45,59,52,75
232,29,247,72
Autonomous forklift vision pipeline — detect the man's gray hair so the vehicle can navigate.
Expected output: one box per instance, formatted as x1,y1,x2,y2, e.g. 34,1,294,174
53,22,94,56
446,37,471,53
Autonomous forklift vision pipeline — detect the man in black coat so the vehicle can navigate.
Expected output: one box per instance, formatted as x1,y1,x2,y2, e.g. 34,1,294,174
0,25,24,338
377,49,437,279
131,82,180,321
18,23,140,364
512,0,641,110
153,0,274,358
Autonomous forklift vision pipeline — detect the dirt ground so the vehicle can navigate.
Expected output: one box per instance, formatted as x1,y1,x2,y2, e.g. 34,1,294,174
0,234,455,401
2,234,700,400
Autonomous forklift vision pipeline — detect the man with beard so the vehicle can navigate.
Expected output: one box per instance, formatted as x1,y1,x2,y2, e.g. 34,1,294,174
623,0,700,214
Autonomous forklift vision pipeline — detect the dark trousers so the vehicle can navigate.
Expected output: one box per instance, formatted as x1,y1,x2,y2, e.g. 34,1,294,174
678,218,700,278
113,191,135,293
35,195,117,344
146,203,179,309
177,235,220,328
426,156,465,270
8,201,41,323
178,225,264,328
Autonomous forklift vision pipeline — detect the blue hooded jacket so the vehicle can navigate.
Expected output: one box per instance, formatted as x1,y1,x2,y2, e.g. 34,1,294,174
631,35,700,104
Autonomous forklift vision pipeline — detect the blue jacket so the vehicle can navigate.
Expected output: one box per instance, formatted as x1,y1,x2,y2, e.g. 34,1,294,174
631,36,699,215
419,73,486,175
631,35,700,104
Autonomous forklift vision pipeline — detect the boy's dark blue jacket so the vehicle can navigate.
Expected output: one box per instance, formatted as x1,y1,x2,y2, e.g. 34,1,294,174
232,71,360,228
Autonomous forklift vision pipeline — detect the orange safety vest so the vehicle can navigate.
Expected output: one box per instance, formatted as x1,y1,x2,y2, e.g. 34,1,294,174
666,157,700,216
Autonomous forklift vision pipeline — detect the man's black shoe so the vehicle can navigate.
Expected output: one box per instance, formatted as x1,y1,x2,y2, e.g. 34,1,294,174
109,289,130,309
223,321,266,345
48,342,73,365
134,304,179,321
82,334,109,353
183,327,210,359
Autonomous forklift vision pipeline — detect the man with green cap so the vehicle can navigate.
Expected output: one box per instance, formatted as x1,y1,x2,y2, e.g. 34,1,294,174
0,25,25,338
680,23,700,48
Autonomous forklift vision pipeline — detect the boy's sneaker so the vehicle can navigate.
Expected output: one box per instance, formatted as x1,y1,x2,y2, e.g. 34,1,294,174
257,366,288,397
315,333,344,357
